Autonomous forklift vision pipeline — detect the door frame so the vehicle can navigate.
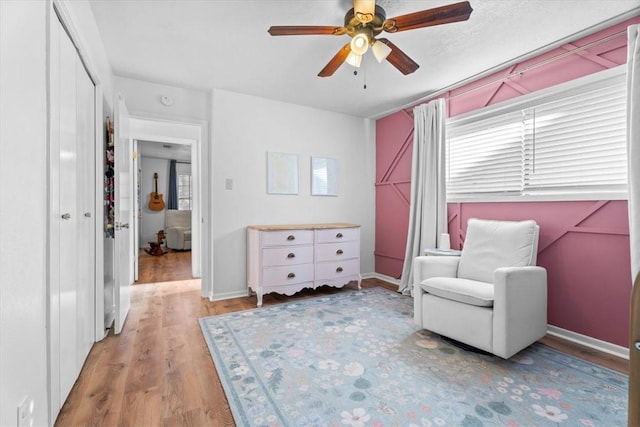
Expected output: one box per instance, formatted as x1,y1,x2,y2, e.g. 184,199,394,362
129,116,204,279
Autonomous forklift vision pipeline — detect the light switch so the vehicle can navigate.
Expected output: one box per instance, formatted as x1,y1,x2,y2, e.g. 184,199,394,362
225,178,233,190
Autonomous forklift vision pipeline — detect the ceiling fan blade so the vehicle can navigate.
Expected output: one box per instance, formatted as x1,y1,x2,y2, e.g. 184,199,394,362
383,1,472,33
268,26,346,36
377,39,419,75
318,43,352,77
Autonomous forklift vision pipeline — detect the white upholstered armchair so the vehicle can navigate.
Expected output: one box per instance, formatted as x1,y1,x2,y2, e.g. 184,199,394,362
165,210,192,250
413,218,547,359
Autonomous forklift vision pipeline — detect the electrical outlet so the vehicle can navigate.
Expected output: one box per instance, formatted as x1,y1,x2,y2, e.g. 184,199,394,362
225,178,233,190
17,396,33,427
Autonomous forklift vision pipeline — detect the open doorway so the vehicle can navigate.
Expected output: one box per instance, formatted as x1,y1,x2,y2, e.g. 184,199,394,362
125,116,204,288
136,140,193,284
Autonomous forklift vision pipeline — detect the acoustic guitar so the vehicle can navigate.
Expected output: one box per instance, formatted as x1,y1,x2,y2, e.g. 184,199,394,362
149,172,165,211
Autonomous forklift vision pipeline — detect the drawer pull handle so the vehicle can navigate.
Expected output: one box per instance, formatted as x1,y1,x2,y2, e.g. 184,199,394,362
336,267,343,273
287,235,295,241
336,249,344,255
287,272,296,279
287,253,295,258
336,232,343,238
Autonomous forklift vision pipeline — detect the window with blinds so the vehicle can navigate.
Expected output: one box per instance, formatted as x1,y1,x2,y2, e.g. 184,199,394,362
446,67,627,201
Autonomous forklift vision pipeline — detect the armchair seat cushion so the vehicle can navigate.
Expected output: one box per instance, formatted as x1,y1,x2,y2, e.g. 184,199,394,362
421,277,494,307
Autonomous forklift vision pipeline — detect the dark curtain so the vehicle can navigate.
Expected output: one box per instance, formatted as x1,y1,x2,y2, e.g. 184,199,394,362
168,159,178,210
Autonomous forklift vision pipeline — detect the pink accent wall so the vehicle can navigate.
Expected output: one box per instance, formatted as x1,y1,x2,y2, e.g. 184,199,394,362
375,17,640,347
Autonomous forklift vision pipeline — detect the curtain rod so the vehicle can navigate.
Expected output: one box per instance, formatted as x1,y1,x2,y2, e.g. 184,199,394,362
443,29,626,102
387,27,629,117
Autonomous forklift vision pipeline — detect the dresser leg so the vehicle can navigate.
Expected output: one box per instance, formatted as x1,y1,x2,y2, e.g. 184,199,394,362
257,293,263,307
357,274,362,289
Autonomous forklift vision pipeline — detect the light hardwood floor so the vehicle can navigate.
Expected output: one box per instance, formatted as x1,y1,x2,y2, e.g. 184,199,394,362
136,249,192,284
54,269,629,426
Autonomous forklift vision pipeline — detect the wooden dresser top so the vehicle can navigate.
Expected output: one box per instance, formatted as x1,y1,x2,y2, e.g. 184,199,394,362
247,223,360,231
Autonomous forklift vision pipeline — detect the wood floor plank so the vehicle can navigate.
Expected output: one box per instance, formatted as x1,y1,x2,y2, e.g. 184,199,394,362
54,254,629,427
119,386,163,427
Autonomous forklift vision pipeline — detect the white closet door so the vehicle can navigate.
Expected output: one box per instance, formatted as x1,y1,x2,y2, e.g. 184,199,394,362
75,58,95,366
57,20,78,403
49,12,97,418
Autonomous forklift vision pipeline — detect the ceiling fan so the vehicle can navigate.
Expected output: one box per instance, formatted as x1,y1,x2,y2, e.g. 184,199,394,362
268,0,473,77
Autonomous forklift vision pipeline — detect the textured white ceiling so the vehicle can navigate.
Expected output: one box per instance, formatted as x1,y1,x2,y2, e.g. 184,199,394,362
89,0,640,118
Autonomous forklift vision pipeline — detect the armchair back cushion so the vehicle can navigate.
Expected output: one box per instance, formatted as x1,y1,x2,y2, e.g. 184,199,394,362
457,218,539,283
165,209,191,229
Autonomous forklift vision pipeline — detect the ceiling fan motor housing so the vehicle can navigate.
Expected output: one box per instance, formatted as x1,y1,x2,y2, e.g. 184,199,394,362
344,5,386,40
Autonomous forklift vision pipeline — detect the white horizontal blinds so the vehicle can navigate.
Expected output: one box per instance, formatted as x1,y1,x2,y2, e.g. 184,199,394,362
526,83,627,193
447,110,527,195
446,68,626,200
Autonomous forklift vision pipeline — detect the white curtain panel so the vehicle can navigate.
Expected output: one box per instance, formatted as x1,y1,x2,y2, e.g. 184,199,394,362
398,98,447,295
628,24,640,284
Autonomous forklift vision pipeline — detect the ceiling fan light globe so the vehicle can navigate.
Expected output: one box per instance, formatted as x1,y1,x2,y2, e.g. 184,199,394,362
371,40,392,63
350,33,369,56
345,52,362,68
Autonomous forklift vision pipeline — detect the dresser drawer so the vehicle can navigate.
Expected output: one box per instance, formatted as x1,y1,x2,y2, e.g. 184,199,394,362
262,245,313,267
262,230,314,246
316,227,359,243
315,258,360,280
315,241,359,262
262,264,315,286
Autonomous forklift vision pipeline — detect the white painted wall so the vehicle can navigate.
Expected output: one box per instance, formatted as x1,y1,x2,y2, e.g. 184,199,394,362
0,2,50,426
115,76,208,121
140,157,170,244
210,88,376,300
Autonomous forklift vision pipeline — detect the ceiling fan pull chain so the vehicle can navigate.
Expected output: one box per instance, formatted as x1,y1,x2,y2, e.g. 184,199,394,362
363,58,367,89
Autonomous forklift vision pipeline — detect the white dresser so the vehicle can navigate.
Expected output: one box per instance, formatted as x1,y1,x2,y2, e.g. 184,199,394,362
247,223,361,306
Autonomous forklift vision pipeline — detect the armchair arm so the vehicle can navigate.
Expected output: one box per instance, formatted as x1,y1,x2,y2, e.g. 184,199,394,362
413,256,460,283
492,266,547,358
413,256,460,328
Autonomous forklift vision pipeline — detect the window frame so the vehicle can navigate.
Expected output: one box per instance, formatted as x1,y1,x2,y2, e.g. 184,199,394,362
176,162,192,211
446,65,627,203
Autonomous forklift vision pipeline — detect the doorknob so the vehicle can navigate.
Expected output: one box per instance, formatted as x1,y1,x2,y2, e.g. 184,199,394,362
121,223,130,229
61,213,71,220
84,212,92,218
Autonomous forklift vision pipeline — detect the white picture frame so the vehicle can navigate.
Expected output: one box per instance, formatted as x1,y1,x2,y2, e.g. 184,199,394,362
267,152,299,195
311,156,338,196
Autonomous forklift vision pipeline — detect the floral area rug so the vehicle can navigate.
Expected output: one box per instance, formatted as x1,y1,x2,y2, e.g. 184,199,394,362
199,288,628,426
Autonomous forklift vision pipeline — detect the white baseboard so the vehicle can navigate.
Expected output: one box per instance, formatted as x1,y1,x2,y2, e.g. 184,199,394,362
367,272,401,288
546,325,629,360
210,289,251,302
